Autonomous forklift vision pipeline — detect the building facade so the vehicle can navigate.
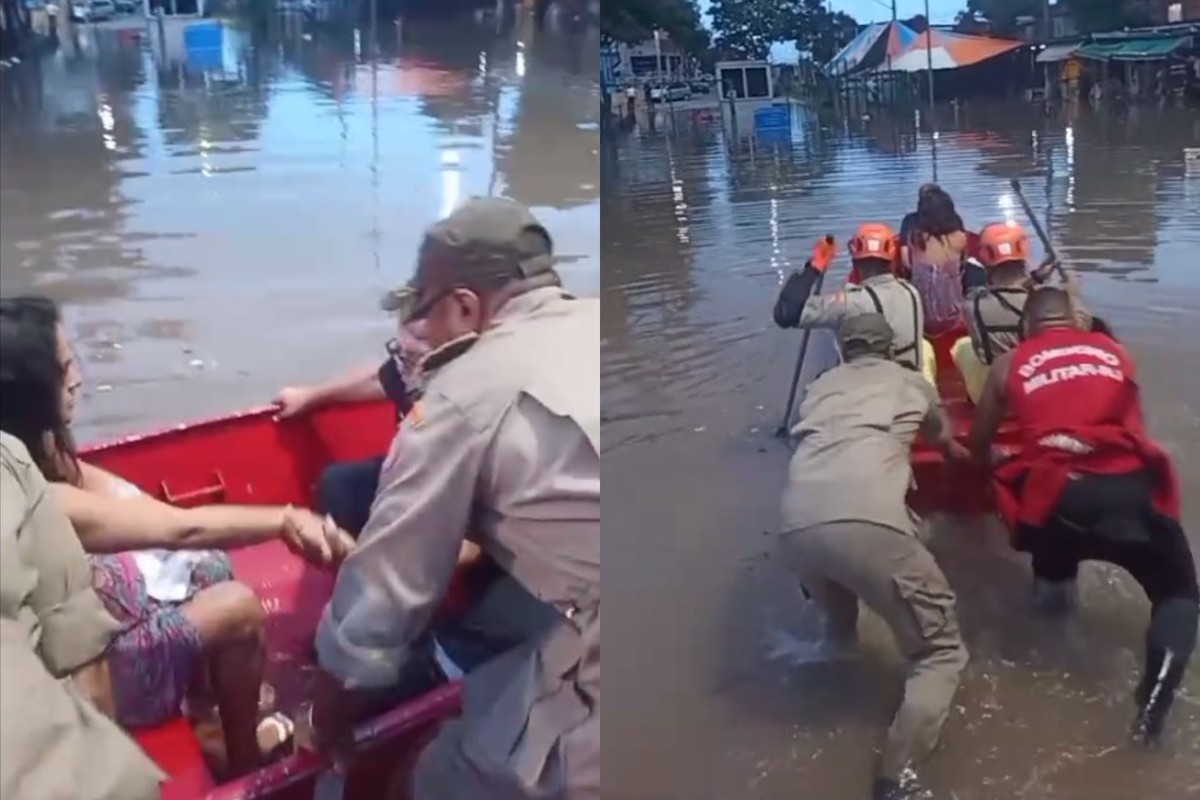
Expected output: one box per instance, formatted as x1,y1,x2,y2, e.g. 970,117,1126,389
1146,0,1200,24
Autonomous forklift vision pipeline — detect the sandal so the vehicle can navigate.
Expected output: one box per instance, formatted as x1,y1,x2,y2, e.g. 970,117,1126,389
257,712,295,760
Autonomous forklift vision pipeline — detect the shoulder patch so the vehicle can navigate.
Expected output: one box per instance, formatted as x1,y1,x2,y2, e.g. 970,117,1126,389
404,402,424,428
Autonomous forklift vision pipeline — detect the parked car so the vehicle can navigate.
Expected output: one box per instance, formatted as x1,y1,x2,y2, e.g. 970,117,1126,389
114,0,138,12
72,0,115,20
649,84,665,102
664,82,692,102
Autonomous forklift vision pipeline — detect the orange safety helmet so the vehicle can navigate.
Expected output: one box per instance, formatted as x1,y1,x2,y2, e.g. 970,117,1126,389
978,222,1031,269
847,223,898,262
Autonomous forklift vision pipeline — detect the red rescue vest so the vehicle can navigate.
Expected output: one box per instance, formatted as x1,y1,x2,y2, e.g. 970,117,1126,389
992,326,1180,528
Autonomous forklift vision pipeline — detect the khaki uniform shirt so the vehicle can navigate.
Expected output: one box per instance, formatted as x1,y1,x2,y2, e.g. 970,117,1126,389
315,287,600,800
963,271,1094,364
799,273,926,371
0,433,164,800
781,357,944,537
962,286,1029,364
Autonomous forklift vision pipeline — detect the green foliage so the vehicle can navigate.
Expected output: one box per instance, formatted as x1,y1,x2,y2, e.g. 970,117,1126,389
600,0,709,55
959,0,1043,36
709,0,788,59
708,0,860,63
1064,0,1152,34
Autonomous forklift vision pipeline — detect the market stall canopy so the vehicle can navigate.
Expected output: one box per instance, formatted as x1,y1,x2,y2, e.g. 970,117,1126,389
1077,36,1190,61
881,30,1023,73
1036,43,1081,63
824,21,919,77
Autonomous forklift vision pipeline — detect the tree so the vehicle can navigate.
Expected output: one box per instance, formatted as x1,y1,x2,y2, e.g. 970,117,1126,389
959,0,1043,36
796,6,860,65
709,0,795,60
601,0,710,56
1064,0,1152,34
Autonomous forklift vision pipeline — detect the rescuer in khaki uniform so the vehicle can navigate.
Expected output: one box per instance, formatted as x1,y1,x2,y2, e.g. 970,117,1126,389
0,432,165,800
303,198,599,800
774,226,935,385
952,221,1092,403
778,314,969,800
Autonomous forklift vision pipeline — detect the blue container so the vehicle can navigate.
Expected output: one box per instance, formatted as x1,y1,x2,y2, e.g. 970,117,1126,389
184,21,223,51
753,104,791,132
184,21,223,71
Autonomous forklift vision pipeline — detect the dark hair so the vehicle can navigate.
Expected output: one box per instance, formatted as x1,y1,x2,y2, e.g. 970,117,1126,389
1024,286,1073,332
0,296,79,483
913,184,964,245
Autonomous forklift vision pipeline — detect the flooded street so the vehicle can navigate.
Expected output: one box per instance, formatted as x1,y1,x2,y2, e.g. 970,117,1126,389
0,8,599,443
603,103,1200,799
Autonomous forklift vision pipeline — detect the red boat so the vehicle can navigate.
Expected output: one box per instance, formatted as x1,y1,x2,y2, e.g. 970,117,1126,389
842,230,1020,515
908,325,1020,515
83,400,475,800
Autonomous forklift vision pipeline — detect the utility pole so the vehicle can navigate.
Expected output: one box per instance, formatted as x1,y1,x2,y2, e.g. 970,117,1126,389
1043,0,1052,41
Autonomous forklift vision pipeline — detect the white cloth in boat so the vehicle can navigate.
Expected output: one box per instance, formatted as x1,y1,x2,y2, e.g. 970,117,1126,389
105,472,220,603
315,287,600,800
797,273,926,372
0,433,165,800
781,356,945,538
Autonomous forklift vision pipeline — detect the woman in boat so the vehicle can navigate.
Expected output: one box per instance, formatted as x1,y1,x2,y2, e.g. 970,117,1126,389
0,295,353,778
902,183,969,333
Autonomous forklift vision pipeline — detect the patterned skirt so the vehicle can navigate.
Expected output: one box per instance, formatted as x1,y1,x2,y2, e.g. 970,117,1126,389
91,551,235,728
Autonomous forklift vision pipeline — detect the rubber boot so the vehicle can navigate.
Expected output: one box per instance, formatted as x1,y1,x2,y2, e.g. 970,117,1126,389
871,778,906,800
1132,598,1198,745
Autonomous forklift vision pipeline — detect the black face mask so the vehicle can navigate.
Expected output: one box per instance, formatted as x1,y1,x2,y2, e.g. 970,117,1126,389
377,359,413,417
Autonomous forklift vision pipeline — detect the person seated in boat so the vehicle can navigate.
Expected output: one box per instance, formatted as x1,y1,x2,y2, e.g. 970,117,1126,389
274,319,430,537
301,198,599,800
774,225,935,385
779,313,969,800
969,287,1198,746
951,222,1093,403
901,183,969,333
0,295,354,778
1,432,165,800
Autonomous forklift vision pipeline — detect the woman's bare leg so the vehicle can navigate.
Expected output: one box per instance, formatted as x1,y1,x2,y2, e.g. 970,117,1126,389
182,581,268,777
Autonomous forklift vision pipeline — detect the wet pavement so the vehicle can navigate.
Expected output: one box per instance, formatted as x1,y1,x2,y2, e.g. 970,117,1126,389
603,102,1200,799
0,6,599,443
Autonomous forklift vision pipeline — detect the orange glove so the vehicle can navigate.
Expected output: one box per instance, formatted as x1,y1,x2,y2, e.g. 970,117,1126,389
808,235,836,273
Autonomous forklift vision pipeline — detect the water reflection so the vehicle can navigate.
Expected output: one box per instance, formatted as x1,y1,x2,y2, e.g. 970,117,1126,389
0,8,598,440
603,103,1200,799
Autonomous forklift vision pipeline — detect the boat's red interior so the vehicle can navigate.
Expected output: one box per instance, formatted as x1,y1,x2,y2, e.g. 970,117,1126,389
83,400,470,800
908,325,1020,515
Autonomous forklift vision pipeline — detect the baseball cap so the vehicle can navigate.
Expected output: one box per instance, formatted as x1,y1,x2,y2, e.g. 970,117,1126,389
381,197,555,320
838,313,894,356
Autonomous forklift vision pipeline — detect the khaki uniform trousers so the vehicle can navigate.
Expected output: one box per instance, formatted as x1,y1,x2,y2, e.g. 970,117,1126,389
780,521,968,779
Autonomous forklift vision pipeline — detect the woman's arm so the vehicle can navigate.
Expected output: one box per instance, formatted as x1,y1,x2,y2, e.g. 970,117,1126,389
53,482,291,553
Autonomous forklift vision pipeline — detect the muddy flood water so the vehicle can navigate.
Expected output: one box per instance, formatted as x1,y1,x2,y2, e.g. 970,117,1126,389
603,103,1200,799
0,8,599,443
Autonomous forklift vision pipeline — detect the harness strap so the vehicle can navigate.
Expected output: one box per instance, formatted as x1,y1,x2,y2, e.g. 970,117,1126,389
972,289,1025,365
861,283,923,372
